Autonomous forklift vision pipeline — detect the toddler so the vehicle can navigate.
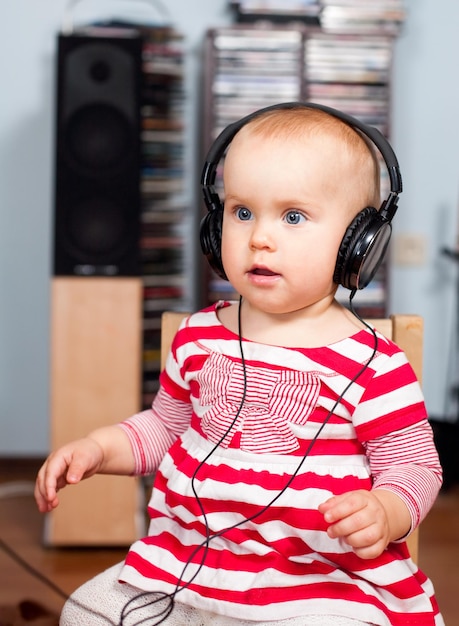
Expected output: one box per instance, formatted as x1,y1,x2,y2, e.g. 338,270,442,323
35,103,444,626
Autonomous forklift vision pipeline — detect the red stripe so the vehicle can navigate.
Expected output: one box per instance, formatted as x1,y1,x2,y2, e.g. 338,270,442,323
123,551,438,626
364,361,417,400
141,531,335,576
159,443,371,493
356,401,426,441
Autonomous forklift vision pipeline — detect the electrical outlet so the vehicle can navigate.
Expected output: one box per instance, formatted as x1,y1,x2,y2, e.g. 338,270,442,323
393,233,427,266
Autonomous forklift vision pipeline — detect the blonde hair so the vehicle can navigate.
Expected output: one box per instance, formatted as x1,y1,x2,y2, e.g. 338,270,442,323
238,106,381,211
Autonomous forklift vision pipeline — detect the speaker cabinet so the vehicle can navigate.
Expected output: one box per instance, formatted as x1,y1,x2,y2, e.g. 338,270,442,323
46,277,144,546
53,31,143,277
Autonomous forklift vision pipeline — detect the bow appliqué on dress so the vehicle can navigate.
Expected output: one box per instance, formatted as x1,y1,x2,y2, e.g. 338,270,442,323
197,353,320,454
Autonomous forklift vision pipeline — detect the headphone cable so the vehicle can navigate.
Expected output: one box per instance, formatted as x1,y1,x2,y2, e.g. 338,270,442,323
121,290,379,625
120,296,249,624
0,292,379,626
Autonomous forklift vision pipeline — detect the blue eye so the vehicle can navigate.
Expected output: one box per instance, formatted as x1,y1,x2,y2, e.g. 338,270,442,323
237,207,252,221
285,211,304,225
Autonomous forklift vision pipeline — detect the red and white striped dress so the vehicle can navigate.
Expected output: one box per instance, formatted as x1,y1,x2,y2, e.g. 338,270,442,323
119,302,443,626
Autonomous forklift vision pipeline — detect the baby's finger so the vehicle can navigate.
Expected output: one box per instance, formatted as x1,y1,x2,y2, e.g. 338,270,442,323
65,449,97,483
320,492,366,524
34,467,59,512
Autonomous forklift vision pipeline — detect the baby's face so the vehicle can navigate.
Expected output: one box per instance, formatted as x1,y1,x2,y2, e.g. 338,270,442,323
220,131,361,316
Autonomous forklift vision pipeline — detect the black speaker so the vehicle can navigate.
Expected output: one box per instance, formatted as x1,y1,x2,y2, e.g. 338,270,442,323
53,31,143,276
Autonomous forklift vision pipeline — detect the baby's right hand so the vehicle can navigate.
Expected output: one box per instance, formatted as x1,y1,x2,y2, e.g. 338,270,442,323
34,437,104,513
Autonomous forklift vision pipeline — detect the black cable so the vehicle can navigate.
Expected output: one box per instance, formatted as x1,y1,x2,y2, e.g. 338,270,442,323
180,293,249,586
348,288,379,349
120,292,380,625
0,536,120,625
120,296,250,625
1,292,379,626
0,537,69,600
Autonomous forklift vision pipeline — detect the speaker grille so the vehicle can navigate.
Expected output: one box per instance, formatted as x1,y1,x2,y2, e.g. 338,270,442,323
53,33,143,277
65,104,133,173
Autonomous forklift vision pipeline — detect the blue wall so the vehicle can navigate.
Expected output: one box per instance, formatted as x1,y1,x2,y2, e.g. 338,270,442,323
390,0,459,422
1,0,458,455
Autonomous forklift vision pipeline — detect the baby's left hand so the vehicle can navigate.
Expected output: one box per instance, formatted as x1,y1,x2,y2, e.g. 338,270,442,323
318,489,393,560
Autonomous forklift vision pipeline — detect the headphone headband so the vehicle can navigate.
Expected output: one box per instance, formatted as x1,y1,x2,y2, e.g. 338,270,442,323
200,101,402,290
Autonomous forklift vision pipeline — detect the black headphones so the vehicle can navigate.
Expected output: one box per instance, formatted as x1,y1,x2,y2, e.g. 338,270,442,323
200,102,402,291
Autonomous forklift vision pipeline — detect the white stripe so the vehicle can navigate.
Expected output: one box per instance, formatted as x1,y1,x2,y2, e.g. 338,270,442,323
124,539,431,616
354,380,423,428
121,560,391,624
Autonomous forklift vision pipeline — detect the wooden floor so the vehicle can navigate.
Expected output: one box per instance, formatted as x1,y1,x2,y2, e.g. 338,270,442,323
0,459,458,625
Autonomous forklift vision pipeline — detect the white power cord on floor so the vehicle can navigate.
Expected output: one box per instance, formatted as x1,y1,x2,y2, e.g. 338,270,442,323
0,480,35,498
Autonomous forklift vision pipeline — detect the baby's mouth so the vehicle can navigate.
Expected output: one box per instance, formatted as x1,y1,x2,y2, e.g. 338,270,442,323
252,267,274,276
249,266,278,277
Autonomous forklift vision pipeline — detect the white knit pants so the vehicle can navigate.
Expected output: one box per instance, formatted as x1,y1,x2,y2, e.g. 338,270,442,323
60,562,372,626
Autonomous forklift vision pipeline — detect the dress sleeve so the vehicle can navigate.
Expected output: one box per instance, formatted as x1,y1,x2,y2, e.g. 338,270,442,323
119,386,192,475
118,320,193,475
365,419,443,533
352,347,428,442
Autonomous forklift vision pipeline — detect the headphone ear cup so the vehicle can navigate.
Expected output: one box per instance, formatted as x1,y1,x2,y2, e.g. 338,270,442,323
334,206,384,290
200,209,227,280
